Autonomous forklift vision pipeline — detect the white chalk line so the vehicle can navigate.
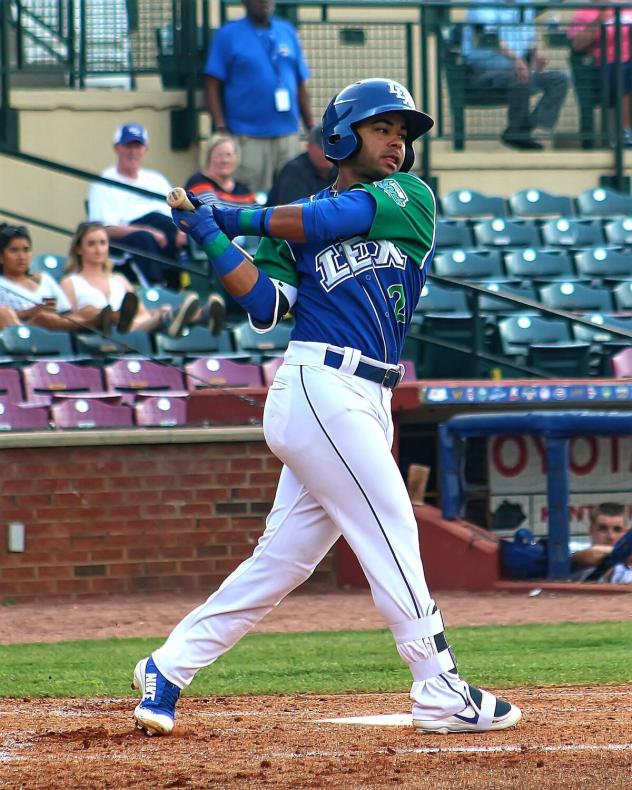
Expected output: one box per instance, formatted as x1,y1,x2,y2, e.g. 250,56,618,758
2,743,632,766
271,743,632,759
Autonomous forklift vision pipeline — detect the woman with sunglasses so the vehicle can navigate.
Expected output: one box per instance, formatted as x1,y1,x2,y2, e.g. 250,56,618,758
0,223,117,334
61,222,202,338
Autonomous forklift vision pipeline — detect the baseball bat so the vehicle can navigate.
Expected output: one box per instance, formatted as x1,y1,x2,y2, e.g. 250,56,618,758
167,187,195,211
166,187,253,262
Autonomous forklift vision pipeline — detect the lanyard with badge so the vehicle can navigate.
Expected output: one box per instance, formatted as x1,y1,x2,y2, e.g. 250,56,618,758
257,26,291,112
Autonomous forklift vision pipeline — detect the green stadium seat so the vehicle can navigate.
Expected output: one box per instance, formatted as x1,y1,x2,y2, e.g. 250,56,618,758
539,281,614,313
509,189,574,219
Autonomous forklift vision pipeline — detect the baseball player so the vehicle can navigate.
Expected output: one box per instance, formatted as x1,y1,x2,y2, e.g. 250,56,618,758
132,78,522,736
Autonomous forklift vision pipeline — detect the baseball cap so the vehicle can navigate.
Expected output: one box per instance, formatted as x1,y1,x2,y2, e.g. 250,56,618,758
113,122,149,146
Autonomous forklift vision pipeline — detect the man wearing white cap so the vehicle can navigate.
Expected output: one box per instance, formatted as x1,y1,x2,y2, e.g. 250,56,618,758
88,122,188,286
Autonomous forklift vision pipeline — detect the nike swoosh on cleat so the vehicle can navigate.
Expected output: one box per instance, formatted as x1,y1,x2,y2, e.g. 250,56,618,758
454,712,480,725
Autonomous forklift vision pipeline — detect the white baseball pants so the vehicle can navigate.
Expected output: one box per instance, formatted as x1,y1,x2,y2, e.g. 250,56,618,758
154,341,467,717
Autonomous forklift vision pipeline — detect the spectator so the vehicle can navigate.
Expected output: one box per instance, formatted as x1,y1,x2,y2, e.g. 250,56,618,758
87,122,188,287
61,222,226,338
461,1,569,150
568,5,632,146
185,134,257,206
571,502,632,583
267,125,337,205
0,223,116,335
204,0,315,194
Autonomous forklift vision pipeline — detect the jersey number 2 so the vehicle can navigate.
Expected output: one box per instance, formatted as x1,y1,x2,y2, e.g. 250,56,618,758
387,284,406,324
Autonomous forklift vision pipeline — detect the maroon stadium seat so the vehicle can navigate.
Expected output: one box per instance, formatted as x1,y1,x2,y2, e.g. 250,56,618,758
22,360,104,403
51,398,133,429
186,356,263,389
0,368,25,403
134,395,188,427
0,399,49,431
611,347,632,378
104,359,184,402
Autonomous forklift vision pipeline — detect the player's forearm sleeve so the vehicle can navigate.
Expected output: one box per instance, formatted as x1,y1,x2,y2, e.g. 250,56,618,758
301,190,376,242
233,270,279,324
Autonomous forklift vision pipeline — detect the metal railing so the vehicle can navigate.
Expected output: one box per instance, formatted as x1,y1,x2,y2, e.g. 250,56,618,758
3,2,632,166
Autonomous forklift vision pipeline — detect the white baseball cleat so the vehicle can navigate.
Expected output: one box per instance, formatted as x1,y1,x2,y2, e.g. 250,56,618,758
132,656,181,736
413,684,522,734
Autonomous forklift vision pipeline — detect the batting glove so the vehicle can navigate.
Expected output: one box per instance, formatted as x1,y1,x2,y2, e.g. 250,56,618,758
212,205,271,239
171,204,221,247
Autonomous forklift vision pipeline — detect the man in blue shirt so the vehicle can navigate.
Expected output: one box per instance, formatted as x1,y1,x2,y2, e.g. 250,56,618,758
461,1,569,150
204,0,315,194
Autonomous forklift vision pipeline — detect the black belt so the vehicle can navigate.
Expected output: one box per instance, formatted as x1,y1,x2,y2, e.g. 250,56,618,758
323,350,403,389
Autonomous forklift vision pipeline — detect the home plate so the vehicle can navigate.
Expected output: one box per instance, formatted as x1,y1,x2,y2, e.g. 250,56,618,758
318,714,413,726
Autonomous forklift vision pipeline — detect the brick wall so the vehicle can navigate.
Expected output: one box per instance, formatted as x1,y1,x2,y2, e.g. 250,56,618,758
0,433,336,601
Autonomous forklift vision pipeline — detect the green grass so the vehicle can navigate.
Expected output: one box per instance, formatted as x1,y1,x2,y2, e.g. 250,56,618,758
1,621,631,698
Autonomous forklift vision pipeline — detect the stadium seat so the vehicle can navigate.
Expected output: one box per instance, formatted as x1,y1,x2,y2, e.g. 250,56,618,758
571,313,632,345
30,254,66,283
406,314,488,378
232,320,294,360
539,281,614,313
504,249,576,282
414,281,469,316
432,249,504,281
441,189,507,219
137,286,193,312
541,218,605,248
613,280,632,312
51,398,133,429
498,315,572,356
477,281,538,314
509,188,574,218
527,342,592,378
603,217,632,246
574,248,632,283
0,400,50,431
134,395,188,427
74,328,154,358
261,357,284,387
576,187,632,218
435,219,473,249
572,314,632,373
22,360,104,403
0,368,25,403
473,218,541,249
186,356,263,389
104,358,184,402
154,326,234,360
0,325,74,358
611,347,632,377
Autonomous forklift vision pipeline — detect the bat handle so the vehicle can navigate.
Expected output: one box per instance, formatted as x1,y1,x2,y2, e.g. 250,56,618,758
167,187,196,211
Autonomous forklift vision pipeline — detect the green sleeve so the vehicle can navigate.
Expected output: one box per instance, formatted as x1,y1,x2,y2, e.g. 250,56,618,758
253,237,299,287
356,173,436,268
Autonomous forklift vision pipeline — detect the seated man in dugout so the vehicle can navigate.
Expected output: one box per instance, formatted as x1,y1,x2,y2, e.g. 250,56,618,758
570,502,632,583
0,223,130,336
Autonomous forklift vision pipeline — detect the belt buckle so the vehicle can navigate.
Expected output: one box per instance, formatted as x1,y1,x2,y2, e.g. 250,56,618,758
382,366,403,389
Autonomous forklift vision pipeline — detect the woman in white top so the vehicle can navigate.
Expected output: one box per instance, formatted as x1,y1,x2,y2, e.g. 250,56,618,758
0,224,114,334
61,222,202,337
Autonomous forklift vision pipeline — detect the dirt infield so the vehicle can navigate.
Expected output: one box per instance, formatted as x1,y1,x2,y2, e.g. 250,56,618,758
1,687,631,789
1,589,631,788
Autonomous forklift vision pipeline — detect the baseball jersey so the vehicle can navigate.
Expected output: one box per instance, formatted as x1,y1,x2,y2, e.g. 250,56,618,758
253,172,436,364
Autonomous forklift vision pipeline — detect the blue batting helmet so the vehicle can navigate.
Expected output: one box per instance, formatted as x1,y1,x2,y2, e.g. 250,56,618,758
321,78,434,173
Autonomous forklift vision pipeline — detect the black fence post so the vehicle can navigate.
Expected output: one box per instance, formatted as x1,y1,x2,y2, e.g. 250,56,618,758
0,0,18,151
170,0,199,150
